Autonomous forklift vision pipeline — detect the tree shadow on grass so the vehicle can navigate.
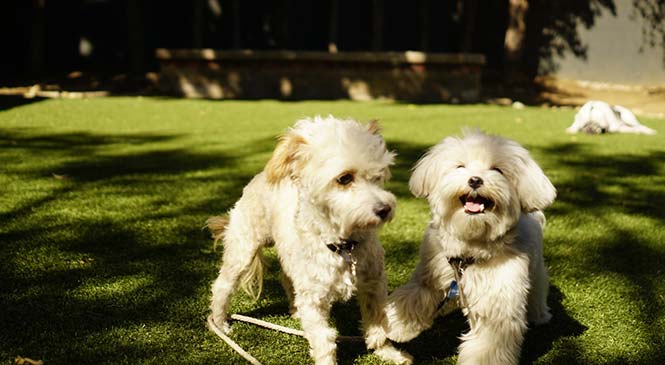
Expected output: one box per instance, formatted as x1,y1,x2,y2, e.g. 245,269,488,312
539,142,665,220
0,127,279,363
531,142,665,364
0,95,47,111
521,286,588,364
0,127,278,219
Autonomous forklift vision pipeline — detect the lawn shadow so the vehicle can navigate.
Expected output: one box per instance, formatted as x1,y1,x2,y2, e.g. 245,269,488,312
0,127,279,362
538,142,665,221
385,139,429,199
396,311,468,363
530,141,665,364
521,286,588,364
0,95,48,111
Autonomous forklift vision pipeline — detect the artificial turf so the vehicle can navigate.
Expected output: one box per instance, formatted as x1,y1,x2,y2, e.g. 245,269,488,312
0,97,663,364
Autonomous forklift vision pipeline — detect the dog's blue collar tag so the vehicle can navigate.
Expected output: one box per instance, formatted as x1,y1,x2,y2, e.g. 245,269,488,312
436,280,459,311
448,280,459,300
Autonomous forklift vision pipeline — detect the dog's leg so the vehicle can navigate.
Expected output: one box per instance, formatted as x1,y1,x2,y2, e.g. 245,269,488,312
294,293,337,365
280,272,298,318
357,264,413,365
385,249,451,343
457,258,530,365
385,280,443,342
457,316,527,365
527,257,552,325
210,221,263,332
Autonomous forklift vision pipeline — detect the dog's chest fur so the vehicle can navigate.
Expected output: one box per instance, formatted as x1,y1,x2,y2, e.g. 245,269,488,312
427,224,514,263
276,233,371,302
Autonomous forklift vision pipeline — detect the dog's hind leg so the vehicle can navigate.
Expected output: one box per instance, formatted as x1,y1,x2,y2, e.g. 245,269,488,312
210,213,265,332
527,257,552,325
280,272,298,318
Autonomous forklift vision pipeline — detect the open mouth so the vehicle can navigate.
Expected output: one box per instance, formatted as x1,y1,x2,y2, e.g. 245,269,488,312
459,193,494,214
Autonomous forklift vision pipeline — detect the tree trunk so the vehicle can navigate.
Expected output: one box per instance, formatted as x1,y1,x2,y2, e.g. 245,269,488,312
504,0,529,81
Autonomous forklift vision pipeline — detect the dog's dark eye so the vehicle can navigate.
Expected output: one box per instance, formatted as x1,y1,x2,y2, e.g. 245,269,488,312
456,164,465,169
492,167,504,175
336,173,354,186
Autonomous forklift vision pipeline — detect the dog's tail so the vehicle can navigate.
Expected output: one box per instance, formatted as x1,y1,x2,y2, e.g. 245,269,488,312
239,251,265,301
206,215,229,252
205,215,265,301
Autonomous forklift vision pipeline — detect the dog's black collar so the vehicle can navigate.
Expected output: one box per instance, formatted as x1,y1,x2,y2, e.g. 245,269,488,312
448,256,475,274
327,238,358,253
328,238,359,272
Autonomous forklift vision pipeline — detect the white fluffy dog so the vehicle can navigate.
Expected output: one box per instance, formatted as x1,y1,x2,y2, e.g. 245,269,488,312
385,130,556,365
567,100,656,135
209,116,412,365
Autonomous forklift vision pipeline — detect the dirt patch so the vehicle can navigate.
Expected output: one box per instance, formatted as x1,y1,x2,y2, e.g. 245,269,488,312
536,77,665,118
482,75,665,119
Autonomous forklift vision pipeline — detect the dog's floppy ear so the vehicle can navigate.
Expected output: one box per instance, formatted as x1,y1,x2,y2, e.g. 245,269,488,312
514,148,557,212
265,132,306,184
409,148,439,198
410,137,459,198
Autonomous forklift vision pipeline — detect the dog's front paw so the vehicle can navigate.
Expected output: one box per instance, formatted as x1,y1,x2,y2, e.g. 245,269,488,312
374,344,413,365
384,302,427,343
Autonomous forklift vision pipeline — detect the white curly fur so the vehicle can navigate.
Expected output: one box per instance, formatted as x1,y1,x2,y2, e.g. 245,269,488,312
210,116,412,365
386,130,556,365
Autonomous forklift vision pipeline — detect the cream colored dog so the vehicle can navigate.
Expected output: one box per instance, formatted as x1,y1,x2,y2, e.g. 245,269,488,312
209,116,412,365
386,130,556,365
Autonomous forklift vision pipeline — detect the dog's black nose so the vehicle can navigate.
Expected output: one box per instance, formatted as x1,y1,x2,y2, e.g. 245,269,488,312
374,204,392,220
468,176,483,189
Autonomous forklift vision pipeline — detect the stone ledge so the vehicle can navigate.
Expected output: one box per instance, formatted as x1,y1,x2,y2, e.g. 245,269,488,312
156,49,485,102
156,48,486,66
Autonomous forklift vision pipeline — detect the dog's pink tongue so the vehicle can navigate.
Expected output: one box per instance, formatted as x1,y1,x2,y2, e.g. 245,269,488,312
465,201,484,213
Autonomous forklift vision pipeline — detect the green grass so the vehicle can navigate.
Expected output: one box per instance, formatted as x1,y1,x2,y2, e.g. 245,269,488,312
0,98,663,365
